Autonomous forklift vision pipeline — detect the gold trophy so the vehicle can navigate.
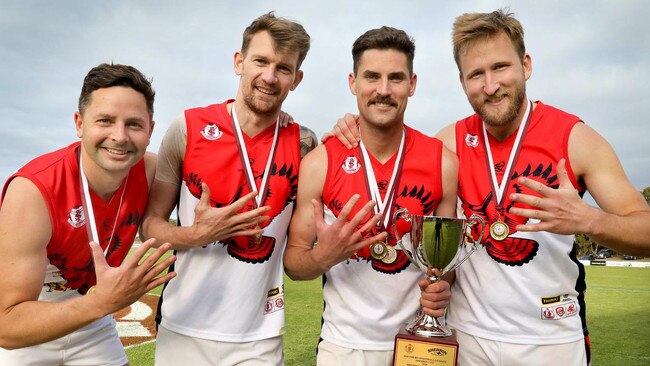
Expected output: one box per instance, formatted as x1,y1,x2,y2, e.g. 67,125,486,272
391,209,485,366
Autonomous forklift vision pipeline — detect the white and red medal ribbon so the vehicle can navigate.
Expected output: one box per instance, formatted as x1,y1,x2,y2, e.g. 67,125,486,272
482,100,533,240
230,102,280,241
358,129,406,263
79,153,127,257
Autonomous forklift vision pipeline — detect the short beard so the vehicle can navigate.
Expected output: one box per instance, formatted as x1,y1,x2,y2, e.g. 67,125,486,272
474,82,526,127
242,92,280,118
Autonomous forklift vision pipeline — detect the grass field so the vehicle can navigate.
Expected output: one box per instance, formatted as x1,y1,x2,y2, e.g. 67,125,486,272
125,266,650,365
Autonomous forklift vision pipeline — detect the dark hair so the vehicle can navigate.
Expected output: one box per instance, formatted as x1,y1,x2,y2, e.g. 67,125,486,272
78,63,155,119
452,8,526,71
241,12,311,69
352,26,415,75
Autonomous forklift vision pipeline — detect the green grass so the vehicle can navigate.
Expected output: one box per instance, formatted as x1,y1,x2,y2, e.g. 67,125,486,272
584,267,650,365
126,266,650,366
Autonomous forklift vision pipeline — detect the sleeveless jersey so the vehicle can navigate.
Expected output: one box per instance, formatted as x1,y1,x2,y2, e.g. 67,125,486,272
321,126,444,350
448,101,589,344
157,100,301,342
1,142,148,298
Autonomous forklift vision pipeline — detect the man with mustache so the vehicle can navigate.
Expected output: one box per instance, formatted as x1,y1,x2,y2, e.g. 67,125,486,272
284,26,458,365
141,12,316,366
329,9,650,365
0,63,175,366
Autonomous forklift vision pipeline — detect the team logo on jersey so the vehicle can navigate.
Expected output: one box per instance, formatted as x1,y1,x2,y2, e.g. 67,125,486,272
67,206,85,228
200,123,223,140
465,133,479,147
342,156,361,174
459,162,560,266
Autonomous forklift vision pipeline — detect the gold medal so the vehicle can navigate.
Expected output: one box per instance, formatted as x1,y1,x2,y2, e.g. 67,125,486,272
254,225,262,244
489,221,509,241
382,245,397,264
370,242,388,260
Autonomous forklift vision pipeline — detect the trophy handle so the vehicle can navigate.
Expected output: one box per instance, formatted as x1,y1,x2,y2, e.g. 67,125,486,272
441,214,486,275
391,208,417,265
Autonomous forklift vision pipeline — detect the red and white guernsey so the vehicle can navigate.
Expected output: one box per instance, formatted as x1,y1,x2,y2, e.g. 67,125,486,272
321,126,444,350
448,101,589,344
1,142,148,298
157,100,301,342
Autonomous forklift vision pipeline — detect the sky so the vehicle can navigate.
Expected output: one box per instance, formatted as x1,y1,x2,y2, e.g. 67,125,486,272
1,0,649,199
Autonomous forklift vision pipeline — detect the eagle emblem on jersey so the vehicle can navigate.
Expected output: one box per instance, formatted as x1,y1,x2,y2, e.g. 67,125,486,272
330,184,438,274
185,162,298,264
460,163,559,266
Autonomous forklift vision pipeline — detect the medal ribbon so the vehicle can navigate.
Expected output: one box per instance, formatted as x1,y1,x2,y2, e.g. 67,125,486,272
78,152,127,257
230,102,280,209
482,100,533,212
358,128,406,230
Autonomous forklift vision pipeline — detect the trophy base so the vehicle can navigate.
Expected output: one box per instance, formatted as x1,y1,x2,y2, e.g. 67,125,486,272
392,325,458,366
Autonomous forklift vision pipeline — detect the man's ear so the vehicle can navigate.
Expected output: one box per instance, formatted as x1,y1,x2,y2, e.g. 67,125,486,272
234,51,244,76
74,112,83,138
348,72,357,96
290,70,304,91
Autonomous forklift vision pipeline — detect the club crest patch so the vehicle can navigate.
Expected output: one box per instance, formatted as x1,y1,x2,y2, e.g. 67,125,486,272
342,156,361,174
465,133,479,147
200,123,223,141
67,206,85,228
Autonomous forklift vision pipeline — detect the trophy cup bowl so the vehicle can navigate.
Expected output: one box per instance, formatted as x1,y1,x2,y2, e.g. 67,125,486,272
392,208,485,337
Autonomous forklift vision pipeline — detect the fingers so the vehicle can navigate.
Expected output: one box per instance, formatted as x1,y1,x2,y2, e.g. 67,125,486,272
229,190,259,212
89,241,108,274
198,183,211,207
347,199,378,229
336,194,362,224
137,241,172,271
278,110,294,127
122,237,157,268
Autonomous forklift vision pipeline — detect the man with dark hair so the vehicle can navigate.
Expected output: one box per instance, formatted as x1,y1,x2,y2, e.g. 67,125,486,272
283,26,458,365
0,63,175,366
141,12,316,365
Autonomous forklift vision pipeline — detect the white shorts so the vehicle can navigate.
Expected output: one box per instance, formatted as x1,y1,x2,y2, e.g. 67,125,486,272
455,329,589,366
316,339,393,366
0,315,127,366
155,325,284,366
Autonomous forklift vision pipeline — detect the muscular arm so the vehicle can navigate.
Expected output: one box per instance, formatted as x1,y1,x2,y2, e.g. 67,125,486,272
0,179,108,348
569,124,650,254
510,123,650,255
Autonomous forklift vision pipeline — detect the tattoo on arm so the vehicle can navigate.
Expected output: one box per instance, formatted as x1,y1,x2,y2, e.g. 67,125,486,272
299,126,318,159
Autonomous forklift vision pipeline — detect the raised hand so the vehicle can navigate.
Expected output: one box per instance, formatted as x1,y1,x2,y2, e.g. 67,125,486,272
509,159,593,235
311,194,387,272
191,183,271,246
88,238,176,315
320,113,360,148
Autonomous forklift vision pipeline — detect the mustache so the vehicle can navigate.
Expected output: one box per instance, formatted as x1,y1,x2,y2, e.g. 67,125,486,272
484,93,508,103
368,95,397,107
